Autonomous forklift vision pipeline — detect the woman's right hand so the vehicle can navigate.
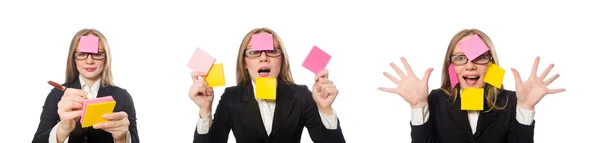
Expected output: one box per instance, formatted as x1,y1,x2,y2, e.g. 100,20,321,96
56,88,87,141
378,57,433,108
189,71,214,118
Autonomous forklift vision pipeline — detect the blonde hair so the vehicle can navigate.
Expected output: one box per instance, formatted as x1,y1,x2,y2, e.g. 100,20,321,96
440,29,506,112
235,27,294,86
64,28,115,87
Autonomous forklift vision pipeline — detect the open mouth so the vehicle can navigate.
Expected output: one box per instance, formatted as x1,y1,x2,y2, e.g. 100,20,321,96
462,75,480,86
258,68,271,77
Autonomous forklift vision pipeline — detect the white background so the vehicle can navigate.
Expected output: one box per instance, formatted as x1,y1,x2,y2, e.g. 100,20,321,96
0,0,597,142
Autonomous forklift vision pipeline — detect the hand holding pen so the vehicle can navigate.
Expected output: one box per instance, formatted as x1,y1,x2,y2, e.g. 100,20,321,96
48,80,89,142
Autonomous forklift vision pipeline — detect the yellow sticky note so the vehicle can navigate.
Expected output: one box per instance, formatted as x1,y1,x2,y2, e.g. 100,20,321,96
255,78,277,100
81,101,116,128
206,63,225,87
484,63,505,89
461,88,484,110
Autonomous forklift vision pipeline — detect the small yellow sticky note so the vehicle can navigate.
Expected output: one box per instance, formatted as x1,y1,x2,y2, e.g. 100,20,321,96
484,63,505,89
81,101,116,128
255,78,277,100
461,88,484,110
206,63,225,87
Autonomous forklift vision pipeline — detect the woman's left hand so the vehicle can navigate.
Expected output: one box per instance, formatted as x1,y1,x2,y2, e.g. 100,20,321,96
511,56,566,110
93,111,130,142
312,69,338,115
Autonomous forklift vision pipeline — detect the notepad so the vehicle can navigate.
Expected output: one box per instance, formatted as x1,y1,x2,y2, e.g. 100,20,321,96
302,46,331,74
80,96,116,128
206,63,226,87
251,34,274,51
255,78,277,100
484,63,505,89
458,34,489,62
78,36,100,53
187,47,216,73
461,88,484,110
449,64,459,88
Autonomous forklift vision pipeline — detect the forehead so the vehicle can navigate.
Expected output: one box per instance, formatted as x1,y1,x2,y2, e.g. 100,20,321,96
452,34,475,53
76,35,105,51
246,32,280,49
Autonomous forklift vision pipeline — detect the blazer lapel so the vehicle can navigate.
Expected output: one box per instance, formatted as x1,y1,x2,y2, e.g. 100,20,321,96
268,81,294,139
473,91,504,138
446,93,475,139
240,85,269,138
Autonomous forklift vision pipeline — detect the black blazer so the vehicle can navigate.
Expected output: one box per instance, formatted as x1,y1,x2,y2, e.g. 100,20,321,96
32,78,139,143
411,88,535,143
194,80,345,143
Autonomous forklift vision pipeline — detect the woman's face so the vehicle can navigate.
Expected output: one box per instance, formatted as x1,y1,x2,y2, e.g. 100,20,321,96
244,32,283,82
75,34,105,81
451,34,492,89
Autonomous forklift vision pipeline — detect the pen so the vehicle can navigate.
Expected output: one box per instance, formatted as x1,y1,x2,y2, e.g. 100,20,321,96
48,80,66,91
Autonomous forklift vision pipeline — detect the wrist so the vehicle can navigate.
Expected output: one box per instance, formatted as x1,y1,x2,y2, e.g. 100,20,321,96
517,102,535,111
410,102,427,109
199,108,212,119
318,106,333,116
56,123,70,142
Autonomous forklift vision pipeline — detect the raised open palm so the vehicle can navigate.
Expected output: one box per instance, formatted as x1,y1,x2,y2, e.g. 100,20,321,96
511,56,565,110
378,57,434,108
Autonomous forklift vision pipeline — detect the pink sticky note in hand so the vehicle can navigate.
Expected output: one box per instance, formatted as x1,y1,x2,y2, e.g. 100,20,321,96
80,96,115,123
78,36,100,53
302,46,331,74
187,48,216,73
458,34,489,62
251,34,274,51
449,64,459,88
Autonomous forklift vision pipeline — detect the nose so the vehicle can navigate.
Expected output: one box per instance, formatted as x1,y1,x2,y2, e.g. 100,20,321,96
258,51,269,63
85,54,95,64
464,61,477,71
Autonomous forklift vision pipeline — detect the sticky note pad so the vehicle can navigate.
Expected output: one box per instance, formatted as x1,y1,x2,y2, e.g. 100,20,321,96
461,88,484,110
251,34,274,51
188,48,216,73
80,96,116,128
484,63,505,89
458,34,489,62
78,36,99,53
302,46,331,74
449,64,459,88
205,63,225,87
255,78,277,100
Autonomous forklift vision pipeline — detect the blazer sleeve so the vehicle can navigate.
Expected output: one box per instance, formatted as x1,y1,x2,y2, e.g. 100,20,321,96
32,89,62,143
301,85,346,143
193,88,232,143
118,89,140,143
410,90,438,143
507,92,535,143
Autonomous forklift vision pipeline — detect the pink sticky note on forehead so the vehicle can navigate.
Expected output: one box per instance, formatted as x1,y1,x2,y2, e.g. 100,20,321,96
458,34,489,62
187,48,216,73
449,64,459,88
251,34,274,51
78,36,99,53
302,46,331,74
80,96,114,123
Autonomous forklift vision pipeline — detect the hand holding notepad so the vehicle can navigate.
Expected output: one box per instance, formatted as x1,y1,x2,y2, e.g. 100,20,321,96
81,96,117,128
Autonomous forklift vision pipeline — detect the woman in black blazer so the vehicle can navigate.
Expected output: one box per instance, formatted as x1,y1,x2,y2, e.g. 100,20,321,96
188,27,345,143
378,29,565,143
32,29,139,143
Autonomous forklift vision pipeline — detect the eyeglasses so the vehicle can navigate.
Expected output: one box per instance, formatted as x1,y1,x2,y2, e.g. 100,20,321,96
450,54,492,65
74,52,106,60
244,48,282,58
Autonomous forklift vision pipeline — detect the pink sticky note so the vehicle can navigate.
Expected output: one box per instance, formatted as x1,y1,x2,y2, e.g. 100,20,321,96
449,64,459,88
78,36,99,53
302,46,331,74
251,34,274,51
187,48,216,73
80,96,114,123
458,34,489,62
